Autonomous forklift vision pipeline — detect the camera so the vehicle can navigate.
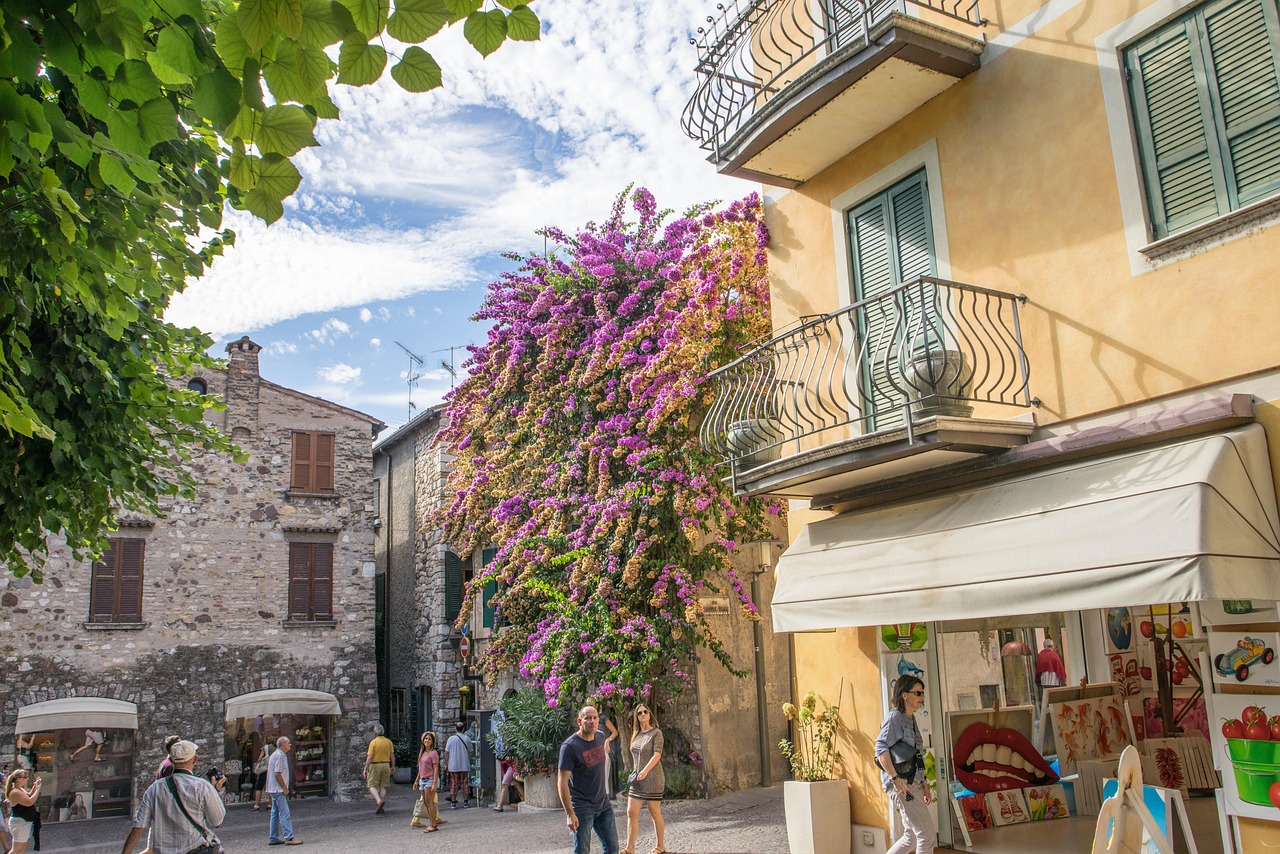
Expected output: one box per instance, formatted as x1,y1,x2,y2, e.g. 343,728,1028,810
205,767,225,783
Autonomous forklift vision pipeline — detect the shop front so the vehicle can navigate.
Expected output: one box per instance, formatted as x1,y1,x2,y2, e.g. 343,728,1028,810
773,425,1280,853
13,697,138,822
223,688,342,802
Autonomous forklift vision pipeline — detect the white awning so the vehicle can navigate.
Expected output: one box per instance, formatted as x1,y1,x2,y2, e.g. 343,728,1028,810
224,689,342,721
15,698,138,734
773,424,1280,632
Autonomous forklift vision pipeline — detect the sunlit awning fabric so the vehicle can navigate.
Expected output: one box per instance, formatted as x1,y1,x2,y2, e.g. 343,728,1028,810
15,698,138,734
773,425,1280,631
224,689,342,721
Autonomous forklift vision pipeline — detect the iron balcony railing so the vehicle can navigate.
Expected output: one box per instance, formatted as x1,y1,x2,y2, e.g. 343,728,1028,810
701,277,1031,472
682,0,984,156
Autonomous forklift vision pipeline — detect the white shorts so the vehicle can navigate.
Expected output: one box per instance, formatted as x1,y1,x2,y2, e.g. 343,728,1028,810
85,730,105,746
10,817,32,844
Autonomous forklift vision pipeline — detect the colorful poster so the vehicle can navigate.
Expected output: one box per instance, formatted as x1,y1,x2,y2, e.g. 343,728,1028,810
1047,695,1130,776
1026,784,1070,820
1141,696,1209,741
985,788,1030,825
881,622,928,651
957,793,991,830
879,653,933,744
1208,631,1280,687
1106,607,1134,652
1200,599,1279,626
1208,694,1280,821
1107,652,1142,697
950,718,1057,793
1128,602,1198,642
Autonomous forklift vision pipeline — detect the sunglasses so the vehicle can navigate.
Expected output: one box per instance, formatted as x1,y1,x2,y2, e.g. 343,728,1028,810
636,710,649,716
907,690,925,697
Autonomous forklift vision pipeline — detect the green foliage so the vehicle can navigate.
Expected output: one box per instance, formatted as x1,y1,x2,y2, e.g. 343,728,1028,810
0,0,539,575
779,691,842,782
488,688,572,777
393,736,417,767
662,763,698,799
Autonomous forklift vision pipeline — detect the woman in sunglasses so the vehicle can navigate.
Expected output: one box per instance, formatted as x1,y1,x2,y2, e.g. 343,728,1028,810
875,675,933,854
622,704,666,854
4,768,41,854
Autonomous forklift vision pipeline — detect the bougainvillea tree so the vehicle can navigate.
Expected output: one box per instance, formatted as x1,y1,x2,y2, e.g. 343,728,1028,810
439,186,780,709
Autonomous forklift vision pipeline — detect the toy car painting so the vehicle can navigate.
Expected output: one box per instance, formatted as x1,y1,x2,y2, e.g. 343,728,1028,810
1216,637,1276,682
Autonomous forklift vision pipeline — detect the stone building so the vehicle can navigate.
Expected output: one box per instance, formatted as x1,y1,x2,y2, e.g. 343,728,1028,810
0,337,384,823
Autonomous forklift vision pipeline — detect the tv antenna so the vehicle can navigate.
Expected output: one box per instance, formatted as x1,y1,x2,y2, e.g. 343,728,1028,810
433,344,463,389
395,341,425,420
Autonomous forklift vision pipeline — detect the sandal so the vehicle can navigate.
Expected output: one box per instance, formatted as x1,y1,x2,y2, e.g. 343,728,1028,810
423,826,438,833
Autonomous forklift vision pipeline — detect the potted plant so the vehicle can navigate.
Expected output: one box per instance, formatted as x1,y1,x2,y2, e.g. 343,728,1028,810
488,688,573,809
392,737,416,784
780,690,850,854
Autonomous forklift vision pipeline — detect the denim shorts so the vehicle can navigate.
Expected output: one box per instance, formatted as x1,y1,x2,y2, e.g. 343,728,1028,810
418,778,435,790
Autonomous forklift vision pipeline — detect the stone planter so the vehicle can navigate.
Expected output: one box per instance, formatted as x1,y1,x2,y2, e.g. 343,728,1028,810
726,418,782,469
519,772,560,811
903,348,973,418
784,779,850,854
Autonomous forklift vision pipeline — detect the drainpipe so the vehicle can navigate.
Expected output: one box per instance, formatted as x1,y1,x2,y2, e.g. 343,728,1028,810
751,570,771,787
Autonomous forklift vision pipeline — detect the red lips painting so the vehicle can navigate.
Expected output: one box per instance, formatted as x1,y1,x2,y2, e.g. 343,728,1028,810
952,722,1059,793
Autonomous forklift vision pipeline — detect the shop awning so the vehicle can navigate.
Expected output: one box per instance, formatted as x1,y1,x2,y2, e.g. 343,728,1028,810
224,689,343,721
773,424,1280,631
15,698,138,734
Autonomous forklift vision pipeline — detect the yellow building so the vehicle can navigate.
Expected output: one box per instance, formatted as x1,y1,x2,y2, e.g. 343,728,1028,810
684,0,1280,851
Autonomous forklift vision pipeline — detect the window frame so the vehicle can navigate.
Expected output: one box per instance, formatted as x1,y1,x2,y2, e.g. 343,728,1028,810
89,538,145,624
288,542,334,622
290,430,336,494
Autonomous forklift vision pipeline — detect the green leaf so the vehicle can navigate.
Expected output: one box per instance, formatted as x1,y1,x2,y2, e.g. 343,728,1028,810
112,60,163,105
99,8,149,60
237,0,279,52
43,15,84,74
337,0,390,38
193,68,242,128
243,58,266,110
138,98,180,147
242,187,285,223
0,17,43,81
125,155,163,185
300,0,355,49
215,17,252,79
256,153,302,200
442,0,480,20
463,9,506,57
337,38,387,86
157,26,205,79
256,104,318,155
276,0,306,39
387,0,449,43
154,0,207,23
264,41,334,102
303,90,340,119
389,46,441,93
229,150,261,189
506,5,539,42
103,107,147,156
98,153,139,195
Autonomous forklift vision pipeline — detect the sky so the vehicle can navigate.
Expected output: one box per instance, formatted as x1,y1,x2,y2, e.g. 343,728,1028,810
165,1,751,433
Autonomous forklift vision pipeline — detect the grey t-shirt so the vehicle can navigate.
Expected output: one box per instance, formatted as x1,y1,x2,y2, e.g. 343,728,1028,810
558,731,610,814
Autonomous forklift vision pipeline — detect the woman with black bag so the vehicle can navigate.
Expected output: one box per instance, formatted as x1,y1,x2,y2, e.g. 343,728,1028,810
874,675,934,854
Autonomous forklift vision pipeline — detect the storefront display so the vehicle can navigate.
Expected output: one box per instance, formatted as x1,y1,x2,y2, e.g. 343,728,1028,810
222,688,343,801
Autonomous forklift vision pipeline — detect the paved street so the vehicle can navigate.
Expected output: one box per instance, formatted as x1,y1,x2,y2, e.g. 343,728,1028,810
40,781,791,853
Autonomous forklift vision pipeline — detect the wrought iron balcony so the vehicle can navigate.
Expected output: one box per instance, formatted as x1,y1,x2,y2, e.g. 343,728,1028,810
701,277,1032,491
682,0,986,185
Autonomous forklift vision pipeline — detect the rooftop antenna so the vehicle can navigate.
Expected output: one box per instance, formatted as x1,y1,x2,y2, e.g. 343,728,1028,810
395,341,425,420
432,344,462,389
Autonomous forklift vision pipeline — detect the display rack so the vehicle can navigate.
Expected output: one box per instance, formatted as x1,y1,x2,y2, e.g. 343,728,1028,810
292,739,328,798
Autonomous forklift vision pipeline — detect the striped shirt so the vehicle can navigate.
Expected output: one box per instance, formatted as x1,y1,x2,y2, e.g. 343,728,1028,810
131,770,225,854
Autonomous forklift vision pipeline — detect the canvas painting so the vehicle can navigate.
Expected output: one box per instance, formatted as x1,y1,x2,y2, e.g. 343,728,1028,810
880,622,928,651
1106,607,1134,653
1208,631,1280,687
1200,599,1279,626
1142,696,1209,741
957,793,991,831
1026,784,1070,820
1128,602,1199,643
1107,652,1143,697
1047,694,1131,776
985,788,1030,826
881,653,933,743
1208,693,1280,822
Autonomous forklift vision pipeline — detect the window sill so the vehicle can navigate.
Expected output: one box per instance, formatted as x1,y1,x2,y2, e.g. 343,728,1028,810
283,620,338,628
82,622,148,631
1141,194,1280,262
286,491,341,500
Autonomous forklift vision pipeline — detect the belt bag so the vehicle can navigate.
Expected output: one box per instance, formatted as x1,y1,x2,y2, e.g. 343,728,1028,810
888,740,920,783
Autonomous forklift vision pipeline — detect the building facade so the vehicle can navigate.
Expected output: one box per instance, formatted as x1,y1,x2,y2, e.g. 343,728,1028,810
0,337,384,822
685,0,1280,850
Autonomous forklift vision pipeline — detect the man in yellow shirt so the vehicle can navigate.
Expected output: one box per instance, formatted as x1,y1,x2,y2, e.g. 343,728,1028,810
364,723,395,814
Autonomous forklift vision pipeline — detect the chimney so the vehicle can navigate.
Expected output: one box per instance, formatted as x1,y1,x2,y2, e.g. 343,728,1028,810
225,336,262,436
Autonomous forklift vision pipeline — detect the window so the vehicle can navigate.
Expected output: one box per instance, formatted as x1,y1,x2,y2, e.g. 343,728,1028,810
846,169,937,430
90,538,144,623
187,377,207,394
288,542,333,621
1126,0,1280,239
291,431,335,493
390,688,407,740
444,550,464,624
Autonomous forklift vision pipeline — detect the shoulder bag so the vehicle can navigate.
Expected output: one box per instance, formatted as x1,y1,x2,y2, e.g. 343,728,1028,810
165,776,225,854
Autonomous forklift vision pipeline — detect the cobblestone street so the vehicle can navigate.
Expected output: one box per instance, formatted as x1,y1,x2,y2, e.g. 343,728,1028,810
41,782,790,854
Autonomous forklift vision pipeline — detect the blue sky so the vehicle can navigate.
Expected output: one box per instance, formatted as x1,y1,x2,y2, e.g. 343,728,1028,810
165,1,750,431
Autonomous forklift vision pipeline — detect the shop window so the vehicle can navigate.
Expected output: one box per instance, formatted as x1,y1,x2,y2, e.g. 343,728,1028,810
1126,0,1280,239
226,715,331,801
288,543,333,621
290,431,335,494
89,538,144,623
18,728,135,820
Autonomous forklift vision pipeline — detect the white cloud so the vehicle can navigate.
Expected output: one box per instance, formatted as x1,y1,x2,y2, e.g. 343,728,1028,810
265,340,299,356
318,363,362,385
370,337,382,347
307,317,353,346
359,307,373,323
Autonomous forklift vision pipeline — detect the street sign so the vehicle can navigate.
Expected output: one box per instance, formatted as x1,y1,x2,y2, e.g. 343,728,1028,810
459,636,471,657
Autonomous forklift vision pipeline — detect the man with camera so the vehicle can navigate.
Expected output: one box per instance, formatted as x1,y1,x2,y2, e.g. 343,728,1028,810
120,740,225,854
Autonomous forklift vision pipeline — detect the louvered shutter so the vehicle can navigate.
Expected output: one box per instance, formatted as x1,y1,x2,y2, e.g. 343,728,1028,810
310,544,333,619
292,432,312,491
289,543,313,620
828,0,861,51
117,539,145,622
1203,0,1280,206
444,551,463,624
481,547,498,628
90,543,119,622
847,171,935,431
314,434,335,493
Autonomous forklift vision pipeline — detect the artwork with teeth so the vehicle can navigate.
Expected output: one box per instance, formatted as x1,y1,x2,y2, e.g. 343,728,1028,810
951,721,1059,794
984,788,1030,826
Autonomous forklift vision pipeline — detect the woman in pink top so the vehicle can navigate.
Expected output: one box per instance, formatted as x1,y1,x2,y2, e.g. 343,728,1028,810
412,732,445,832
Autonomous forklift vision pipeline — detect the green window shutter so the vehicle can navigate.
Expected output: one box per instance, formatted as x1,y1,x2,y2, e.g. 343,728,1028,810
480,547,497,628
1203,0,1280,206
444,550,463,624
846,170,935,432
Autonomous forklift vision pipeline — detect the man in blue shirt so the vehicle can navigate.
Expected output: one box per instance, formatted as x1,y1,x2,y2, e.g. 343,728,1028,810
557,705,617,854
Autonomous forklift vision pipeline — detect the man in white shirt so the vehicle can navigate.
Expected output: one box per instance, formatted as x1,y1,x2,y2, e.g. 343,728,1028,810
444,721,472,809
266,736,302,845
120,740,225,854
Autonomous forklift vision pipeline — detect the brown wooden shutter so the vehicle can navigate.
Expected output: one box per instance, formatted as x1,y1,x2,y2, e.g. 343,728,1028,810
314,434,335,493
289,543,313,620
311,544,333,619
90,543,119,622
292,432,312,491
117,539,145,622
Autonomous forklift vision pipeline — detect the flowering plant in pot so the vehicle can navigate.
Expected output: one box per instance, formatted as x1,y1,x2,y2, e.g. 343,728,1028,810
779,690,849,854
487,688,573,808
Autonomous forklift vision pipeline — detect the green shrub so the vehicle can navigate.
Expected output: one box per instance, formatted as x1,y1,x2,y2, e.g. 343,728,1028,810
489,688,573,777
